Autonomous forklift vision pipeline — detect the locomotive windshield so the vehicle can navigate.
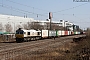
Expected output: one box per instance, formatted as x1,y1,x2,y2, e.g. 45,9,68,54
16,28,24,34
16,31,24,34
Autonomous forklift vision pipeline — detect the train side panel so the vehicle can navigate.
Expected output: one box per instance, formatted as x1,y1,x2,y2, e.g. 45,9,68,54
23,30,38,37
22,30,41,41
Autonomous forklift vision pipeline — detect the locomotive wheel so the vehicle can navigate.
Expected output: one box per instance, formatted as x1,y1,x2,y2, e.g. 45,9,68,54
16,38,20,43
21,38,24,42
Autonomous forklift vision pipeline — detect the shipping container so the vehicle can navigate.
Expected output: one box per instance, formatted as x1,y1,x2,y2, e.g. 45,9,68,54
68,31,70,35
56,30,58,36
77,32,80,34
49,30,56,37
61,31,65,36
69,31,72,35
57,30,62,36
41,30,48,38
65,31,68,35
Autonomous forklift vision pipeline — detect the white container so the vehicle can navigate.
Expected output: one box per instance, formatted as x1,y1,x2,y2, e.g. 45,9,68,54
41,30,48,38
61,31,65,36
49,30,56,37
57,30,62,36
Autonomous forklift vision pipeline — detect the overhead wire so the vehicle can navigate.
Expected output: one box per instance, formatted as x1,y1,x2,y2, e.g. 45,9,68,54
49,3,88,20
0,3,48,18
0,2,89,23
0,2,58,20
3,0,49,19
0,0,90,30
0,0,89,23
53,3,88,13
5,0,49,12
4,0,89,20
4,0,88,15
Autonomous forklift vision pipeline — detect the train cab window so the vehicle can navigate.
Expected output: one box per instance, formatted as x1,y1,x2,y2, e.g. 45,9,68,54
16,31,23,34
38,32,41,35
28,32,30,35
20,31,24,34
16,30,24,34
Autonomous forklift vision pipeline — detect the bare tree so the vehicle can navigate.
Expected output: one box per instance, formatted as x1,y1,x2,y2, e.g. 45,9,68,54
46,22,64,30
23,22,31,29
23,22,44,30
23,22,65,30
16,24,23,29
30,22,44,30
0,23,3,31
5,23,12,32
51,23,59,30
46,22,50,30
23,24,28,29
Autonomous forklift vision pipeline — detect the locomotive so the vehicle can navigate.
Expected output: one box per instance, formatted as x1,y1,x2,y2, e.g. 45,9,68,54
15,28,24,42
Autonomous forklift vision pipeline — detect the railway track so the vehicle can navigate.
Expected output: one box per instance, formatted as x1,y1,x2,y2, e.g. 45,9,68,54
0,35,86,60
0,35,86,51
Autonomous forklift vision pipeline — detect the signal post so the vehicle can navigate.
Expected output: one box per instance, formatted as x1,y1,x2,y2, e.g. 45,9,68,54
49,12,52,30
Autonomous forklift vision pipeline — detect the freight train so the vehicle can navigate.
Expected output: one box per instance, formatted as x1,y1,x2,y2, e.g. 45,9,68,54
15,28,82,43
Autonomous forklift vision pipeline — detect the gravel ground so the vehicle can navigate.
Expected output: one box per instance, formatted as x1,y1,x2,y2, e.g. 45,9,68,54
0,35,87,60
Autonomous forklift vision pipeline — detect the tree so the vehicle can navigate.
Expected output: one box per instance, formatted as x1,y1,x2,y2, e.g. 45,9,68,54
51,23,62,30
46,22,50,30
23,22,44,30
30,22,44,30
5,23,12,32
0,23,3,31
16,25,22,29
46,22,64,30
23,22,31,30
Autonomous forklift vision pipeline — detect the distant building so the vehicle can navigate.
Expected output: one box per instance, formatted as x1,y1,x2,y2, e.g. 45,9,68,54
0,14,76,32
59,20,74,31
35,20,74,31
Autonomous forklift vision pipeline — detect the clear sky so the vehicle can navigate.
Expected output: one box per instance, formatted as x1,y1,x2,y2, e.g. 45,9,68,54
0,0,90,30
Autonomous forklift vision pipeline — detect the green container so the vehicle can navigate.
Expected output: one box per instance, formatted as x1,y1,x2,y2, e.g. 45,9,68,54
74,32,76,34
3,32,10,34
56,30,58,36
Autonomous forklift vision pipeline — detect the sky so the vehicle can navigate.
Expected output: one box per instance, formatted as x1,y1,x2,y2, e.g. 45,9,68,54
0,0,90,30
